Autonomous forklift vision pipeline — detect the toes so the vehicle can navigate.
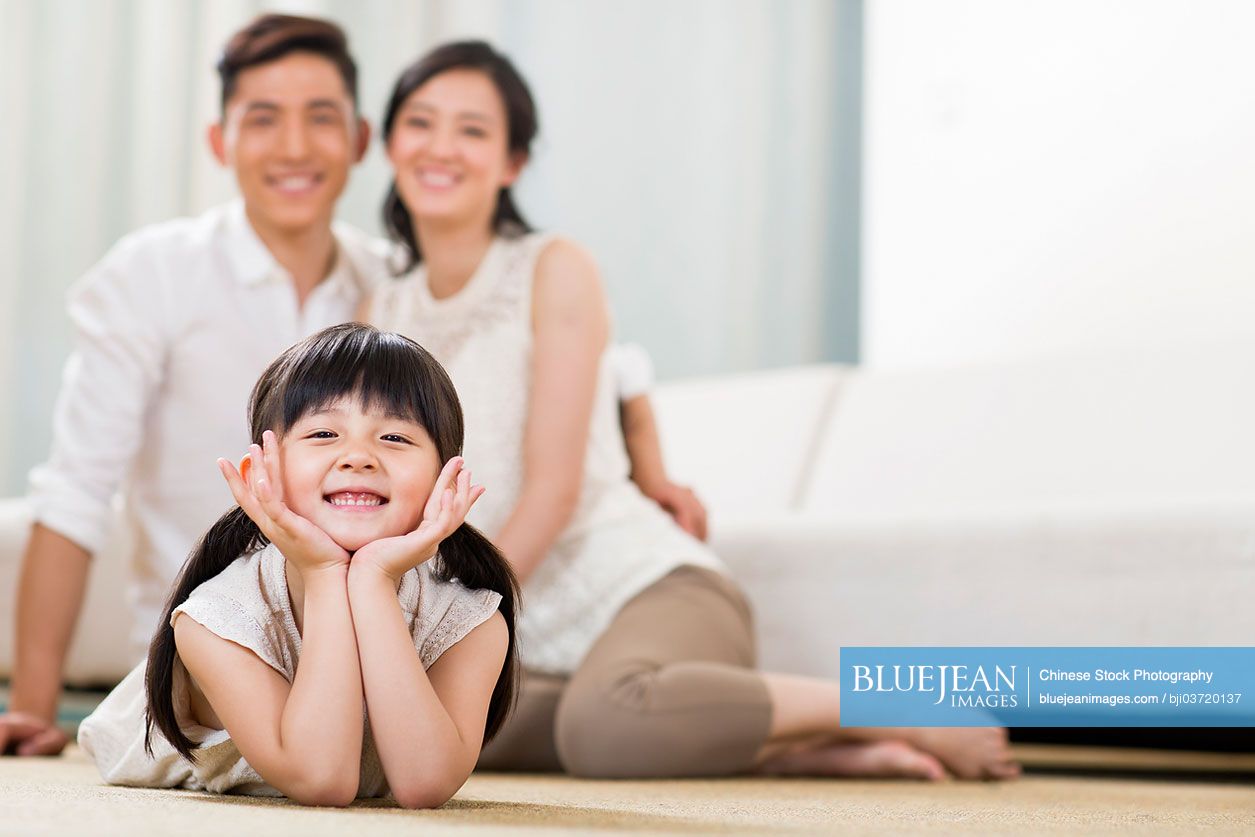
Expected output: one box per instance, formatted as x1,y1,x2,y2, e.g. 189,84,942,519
870,741,949,782
912,751,949,782
984,759,1022,781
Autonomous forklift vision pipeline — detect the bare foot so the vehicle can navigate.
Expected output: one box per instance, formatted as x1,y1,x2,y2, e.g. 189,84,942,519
902,727,1020,780
760,740,948,781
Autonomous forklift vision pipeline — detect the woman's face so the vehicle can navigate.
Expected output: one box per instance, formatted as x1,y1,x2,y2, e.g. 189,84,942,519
387,68,523,229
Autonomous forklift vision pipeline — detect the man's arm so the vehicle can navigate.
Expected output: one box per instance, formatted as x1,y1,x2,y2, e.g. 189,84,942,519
2,240,169,756
0,526,90,755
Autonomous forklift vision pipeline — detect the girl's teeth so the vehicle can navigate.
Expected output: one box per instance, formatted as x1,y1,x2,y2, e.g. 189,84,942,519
329,493,382,507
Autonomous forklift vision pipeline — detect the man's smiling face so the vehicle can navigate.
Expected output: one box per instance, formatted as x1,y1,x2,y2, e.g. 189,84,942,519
210,51,368,238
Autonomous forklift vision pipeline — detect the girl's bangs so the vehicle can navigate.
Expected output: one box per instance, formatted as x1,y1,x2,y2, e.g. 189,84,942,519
278,330,433,434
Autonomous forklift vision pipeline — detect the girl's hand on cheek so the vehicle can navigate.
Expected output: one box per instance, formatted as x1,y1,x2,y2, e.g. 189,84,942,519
219,429,350,575
351,456,485,584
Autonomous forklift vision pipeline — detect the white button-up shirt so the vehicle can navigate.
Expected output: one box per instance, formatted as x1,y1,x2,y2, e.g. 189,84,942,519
27,201,391,653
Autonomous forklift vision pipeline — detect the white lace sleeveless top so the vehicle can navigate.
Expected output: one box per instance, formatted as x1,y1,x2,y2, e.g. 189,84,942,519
369,232,721,674
78,543,501,798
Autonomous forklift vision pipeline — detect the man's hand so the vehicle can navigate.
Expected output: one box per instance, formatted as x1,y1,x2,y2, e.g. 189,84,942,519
643,480,709,542
5,524,93,758
0,711,69,757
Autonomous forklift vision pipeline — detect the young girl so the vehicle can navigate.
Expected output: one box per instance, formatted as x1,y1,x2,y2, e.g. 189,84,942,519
367,42,1018,781
78,323,518,808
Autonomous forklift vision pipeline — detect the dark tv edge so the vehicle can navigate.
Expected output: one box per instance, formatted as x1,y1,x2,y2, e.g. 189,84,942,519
1010,727,1255,752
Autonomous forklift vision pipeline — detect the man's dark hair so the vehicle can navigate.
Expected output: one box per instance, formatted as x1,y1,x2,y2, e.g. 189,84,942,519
216,13,358,113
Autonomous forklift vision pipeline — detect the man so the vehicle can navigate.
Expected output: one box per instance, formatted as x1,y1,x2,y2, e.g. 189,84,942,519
0,14,378,757
0,13,703,757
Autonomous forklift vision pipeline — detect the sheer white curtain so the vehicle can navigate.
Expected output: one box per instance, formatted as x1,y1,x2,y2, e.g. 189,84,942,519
0,0,839,493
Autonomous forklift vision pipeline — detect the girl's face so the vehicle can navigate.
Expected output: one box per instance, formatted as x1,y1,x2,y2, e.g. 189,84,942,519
278,398,442,552
386,68,523,230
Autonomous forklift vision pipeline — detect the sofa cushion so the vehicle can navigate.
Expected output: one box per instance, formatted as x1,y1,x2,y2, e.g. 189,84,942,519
652,364,849,520
802,347,1255,522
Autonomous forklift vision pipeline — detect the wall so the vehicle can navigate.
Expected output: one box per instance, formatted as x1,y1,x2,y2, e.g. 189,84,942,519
863,0,1255,368
0,0,842,493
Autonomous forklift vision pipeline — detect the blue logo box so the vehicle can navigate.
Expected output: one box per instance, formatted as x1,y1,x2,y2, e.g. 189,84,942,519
839,647,1255,727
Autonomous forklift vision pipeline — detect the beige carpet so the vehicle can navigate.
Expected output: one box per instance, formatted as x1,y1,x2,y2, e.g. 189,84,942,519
2,745,1253,835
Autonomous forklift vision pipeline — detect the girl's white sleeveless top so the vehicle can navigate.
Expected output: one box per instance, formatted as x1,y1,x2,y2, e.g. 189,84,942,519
77,543,501,797
369,232,722,675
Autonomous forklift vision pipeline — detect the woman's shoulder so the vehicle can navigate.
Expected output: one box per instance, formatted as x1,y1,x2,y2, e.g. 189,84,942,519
524,233,605,316
528,233,597,279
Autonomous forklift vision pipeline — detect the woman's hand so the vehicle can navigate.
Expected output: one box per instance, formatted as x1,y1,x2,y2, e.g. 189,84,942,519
351,457,485,584
641,480,709,542
218,429,350,575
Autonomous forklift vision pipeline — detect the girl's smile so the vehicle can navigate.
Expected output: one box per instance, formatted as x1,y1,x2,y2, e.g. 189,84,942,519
325,488,388,509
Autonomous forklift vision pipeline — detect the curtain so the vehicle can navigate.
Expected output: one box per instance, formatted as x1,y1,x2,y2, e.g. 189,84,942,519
0,0,841,493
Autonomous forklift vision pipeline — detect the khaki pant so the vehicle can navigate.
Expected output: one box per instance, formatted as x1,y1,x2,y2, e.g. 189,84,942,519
478,565,773,778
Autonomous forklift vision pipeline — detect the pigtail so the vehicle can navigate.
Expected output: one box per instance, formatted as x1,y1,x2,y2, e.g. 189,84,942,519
435,522,520,743
143,506,266,761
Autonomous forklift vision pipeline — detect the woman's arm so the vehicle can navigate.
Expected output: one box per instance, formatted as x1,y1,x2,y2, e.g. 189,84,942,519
493,239,609,581
173,564,363,807
620,395,709,541
347,563,508,809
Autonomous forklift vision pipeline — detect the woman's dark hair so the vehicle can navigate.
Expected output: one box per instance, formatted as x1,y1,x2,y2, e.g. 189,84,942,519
381,40,538,273
144,323,519,761
217,13,359,114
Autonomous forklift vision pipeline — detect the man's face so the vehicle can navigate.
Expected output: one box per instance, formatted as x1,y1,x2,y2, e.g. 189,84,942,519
209,52,369,236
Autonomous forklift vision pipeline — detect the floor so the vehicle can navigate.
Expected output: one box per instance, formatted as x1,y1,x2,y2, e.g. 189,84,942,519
2,743,1253,835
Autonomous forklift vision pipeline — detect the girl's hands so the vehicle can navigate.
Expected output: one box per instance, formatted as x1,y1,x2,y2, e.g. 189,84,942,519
218,429,350,575
351,457,485,584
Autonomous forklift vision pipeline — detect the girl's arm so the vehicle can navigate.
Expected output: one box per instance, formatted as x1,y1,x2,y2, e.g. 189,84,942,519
347,564,508,809
175,433,363,805
493,239,609,581
172,563,363,807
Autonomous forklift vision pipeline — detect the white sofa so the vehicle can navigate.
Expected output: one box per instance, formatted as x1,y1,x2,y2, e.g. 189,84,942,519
3,345,1255,687
655,345,1255,681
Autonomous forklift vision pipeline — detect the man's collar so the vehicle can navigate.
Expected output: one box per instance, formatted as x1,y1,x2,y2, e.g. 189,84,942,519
223,200,280,286
223,200,357,297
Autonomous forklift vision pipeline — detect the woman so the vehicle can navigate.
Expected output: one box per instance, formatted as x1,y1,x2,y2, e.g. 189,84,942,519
367,41,1019,781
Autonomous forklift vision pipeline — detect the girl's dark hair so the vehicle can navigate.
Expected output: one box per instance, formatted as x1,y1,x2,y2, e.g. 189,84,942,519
381,40,538,273
144,323,519,761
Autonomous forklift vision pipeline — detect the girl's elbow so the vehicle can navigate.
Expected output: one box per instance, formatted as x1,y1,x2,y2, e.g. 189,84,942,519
392,781,456,810
286,769,359,808
391,764,467,810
